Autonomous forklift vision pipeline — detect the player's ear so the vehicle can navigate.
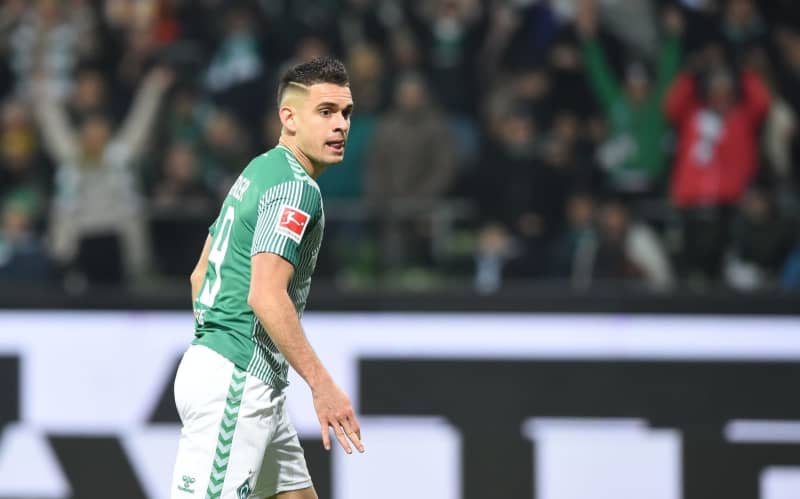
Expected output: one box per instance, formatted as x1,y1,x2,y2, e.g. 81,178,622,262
279,105,297,134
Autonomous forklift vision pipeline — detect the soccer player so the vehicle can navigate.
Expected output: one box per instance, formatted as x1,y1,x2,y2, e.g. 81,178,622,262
170,56,363,499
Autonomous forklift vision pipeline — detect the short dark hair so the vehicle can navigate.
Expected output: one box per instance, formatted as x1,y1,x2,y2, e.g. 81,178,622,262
277,56,349,105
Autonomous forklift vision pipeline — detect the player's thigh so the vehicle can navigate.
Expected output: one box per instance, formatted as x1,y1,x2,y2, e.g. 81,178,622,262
226,371,322,498
266,486,318,499
171,345,239,498
252,395,313,498
171,346,278,499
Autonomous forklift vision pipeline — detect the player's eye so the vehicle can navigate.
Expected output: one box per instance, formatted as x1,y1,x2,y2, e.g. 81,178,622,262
320,108,332,117
343,109,352,119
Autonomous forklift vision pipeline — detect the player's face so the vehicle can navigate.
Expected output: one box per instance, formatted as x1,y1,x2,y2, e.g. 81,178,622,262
296,83,353,167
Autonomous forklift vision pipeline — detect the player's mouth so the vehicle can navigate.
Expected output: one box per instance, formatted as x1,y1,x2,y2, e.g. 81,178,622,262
325,140,345,154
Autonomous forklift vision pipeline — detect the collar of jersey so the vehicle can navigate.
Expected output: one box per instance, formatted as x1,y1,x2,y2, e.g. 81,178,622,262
275,144,319,189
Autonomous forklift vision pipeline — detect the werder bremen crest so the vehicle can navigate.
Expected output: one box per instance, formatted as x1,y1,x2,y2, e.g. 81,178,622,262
237,478,252,499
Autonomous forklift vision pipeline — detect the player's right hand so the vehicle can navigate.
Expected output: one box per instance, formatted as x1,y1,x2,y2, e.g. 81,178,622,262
312,380,365,454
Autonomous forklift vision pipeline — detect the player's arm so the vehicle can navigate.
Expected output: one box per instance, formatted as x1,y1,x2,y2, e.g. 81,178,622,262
248,252,364,454
190,235,212,302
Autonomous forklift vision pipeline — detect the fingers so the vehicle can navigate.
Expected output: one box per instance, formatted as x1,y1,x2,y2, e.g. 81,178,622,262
341,416,365,453
314,386,364,454
333,423,353,454
320,420,331,451
320,415,365,454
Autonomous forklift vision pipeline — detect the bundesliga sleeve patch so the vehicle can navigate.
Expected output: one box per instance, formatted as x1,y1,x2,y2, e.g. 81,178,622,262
275,204,310,243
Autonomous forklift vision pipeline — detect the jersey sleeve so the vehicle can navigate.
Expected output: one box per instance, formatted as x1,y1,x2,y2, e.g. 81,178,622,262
251,180,321,266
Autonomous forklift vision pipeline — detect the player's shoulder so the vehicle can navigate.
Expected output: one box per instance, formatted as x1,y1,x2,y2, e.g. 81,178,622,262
244,146,316,187
243,147,320,205
241,148,289,185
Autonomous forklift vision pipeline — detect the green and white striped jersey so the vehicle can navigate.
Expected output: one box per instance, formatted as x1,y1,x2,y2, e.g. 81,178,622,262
192,144,324,389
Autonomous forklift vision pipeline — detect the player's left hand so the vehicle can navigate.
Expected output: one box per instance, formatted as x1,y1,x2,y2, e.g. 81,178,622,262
312,379,365,454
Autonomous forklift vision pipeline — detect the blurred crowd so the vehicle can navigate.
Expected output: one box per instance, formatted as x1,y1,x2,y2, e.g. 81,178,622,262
1,0,800,294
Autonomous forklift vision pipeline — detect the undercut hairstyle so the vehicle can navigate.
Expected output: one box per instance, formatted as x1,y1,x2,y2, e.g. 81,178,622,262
277,56,349,105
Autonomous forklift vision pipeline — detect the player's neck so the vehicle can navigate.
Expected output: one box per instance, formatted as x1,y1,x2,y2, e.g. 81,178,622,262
278,138,326,179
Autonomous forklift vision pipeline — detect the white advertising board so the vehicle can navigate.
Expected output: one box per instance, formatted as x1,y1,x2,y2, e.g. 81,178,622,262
0,312,799,498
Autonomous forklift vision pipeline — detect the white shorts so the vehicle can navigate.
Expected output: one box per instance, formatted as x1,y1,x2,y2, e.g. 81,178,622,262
170,345,313,499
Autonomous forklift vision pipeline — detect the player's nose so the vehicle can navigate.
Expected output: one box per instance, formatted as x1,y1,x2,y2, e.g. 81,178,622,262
334,112,349,133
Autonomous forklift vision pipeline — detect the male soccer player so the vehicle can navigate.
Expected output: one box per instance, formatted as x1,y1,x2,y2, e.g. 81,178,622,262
170,56,363,499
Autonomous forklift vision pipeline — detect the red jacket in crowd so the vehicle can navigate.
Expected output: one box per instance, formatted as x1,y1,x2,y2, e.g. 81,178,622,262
664,71,770,208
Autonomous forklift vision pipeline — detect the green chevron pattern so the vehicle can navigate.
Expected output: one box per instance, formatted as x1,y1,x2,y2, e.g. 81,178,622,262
205,367,247,499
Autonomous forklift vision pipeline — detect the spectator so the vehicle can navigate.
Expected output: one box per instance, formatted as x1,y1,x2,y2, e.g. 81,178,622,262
774,27,800,183
547,38,594,117
0,1,27,42
665,47,770,281
141,83,216,195
293,35,331,64
0,1,27,96
725,188,795,290
745,48,797,184
345,42,387,113
577,2,683,196
473,107,538,287
474,104,587,279
317,43,383,200
259,107,282,153
152,141,214,213
553,0,661,60
387,29,423,75
550,193,596,282
337,0,395,51
104,0,159,31
162,84,216,148
475,104,538,227
150,0,182,46
116,24,155,82
514,132,588,278
1,98,47,202
496,0,559,70
149,141,215,279
575,199,675,291
507,67,553,132
566,0,668,55
0,194,50,282
721,0,768,56
69,68,108,120
594,0,660,60
533,126,582,244
474,222,516,294
32,67,173,284
0,0,795,294
365,72,457,271
198,110,251,198
205,5,266,128
676,0,722,53
6,0,95,99
405,0,487,118
775,27,800,114
259,0,342,56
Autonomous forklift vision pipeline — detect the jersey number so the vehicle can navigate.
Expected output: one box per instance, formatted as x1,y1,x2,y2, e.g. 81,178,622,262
198,205,235,307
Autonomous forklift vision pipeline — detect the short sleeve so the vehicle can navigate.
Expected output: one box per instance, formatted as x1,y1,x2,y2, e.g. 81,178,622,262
251,181,321,266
